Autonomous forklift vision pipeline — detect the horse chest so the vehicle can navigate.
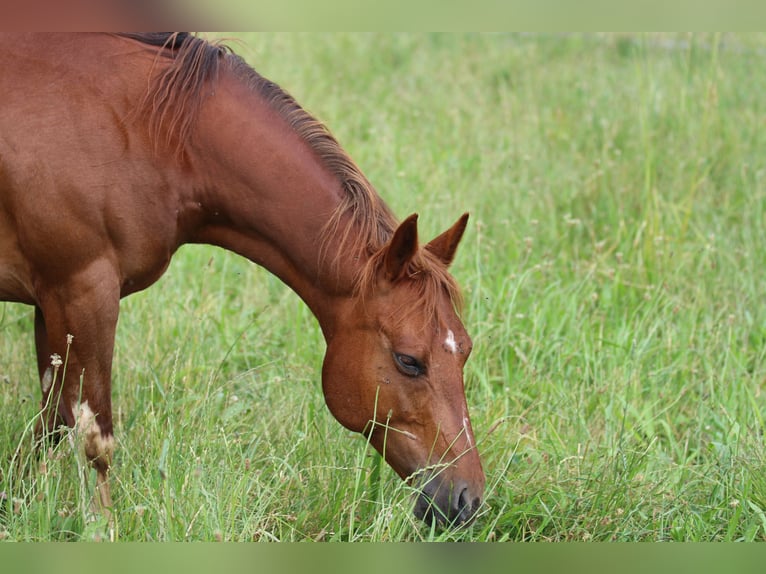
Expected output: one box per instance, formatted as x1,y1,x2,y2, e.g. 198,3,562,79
0,257,33,304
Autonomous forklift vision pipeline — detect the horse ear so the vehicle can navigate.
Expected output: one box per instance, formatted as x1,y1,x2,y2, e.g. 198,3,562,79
384,213,419,281
425,212,469,266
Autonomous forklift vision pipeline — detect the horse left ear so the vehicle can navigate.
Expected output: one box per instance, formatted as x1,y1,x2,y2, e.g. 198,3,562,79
384,213,420,281
425,212,469,267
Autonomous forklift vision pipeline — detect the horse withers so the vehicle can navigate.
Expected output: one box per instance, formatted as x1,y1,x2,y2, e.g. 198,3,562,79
0,33,484,526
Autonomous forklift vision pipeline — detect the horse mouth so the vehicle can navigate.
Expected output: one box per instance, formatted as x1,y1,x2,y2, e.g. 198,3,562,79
413,480,483,527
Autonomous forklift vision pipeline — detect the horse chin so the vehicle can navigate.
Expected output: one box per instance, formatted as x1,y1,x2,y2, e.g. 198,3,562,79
412,474,482,527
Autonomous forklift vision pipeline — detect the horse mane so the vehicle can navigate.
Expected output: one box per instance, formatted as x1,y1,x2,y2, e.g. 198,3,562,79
226,55,399,268
121,32,462,316
119,32,227,158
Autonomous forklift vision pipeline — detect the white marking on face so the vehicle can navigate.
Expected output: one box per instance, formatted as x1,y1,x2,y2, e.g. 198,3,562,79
41,367,53,394
462,412,474,447
444,329,458,354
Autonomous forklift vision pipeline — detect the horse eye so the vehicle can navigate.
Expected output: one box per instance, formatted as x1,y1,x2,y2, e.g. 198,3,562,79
394,353,424,377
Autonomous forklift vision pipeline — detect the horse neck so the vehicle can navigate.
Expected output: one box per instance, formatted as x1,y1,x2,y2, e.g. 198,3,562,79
183,75,363,338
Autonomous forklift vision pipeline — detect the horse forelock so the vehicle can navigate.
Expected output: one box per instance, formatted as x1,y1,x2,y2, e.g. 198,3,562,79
356,245,464,330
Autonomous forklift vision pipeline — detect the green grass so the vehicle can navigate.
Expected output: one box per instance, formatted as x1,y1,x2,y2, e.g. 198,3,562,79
3,33,766,541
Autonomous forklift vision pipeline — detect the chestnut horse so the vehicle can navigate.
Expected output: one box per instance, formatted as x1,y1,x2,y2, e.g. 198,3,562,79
0,33,484,525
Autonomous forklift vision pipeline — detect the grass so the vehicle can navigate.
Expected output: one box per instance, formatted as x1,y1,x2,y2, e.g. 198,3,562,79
2,33,766,541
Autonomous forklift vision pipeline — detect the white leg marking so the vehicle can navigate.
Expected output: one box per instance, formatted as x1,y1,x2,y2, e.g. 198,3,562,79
41,367,53,394
71,401,115,525
444,329,458,354
71,401,114,463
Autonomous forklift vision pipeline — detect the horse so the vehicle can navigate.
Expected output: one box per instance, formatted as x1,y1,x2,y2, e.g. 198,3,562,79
0,33,484,526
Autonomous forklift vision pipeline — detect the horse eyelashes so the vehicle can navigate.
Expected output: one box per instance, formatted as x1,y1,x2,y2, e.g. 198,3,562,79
394,353,425,377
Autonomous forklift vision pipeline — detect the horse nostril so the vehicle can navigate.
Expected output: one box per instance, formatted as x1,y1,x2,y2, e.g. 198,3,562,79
457,487,469,508
454,486,481,524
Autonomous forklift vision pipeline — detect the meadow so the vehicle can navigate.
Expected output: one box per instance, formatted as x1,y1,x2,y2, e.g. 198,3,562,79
2,33,766,541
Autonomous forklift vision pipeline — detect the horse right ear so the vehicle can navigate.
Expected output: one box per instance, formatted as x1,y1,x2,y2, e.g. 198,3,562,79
425,212,469,267
383,213,419,281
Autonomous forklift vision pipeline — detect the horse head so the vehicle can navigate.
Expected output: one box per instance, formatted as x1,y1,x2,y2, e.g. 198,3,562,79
322,213,485,525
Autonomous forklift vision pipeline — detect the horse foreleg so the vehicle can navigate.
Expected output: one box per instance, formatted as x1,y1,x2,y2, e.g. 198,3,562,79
34,261,120,517
34,306,64,432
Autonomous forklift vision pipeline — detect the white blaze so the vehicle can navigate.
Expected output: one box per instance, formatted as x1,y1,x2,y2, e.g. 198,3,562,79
462,416,474,447
444,329,458,354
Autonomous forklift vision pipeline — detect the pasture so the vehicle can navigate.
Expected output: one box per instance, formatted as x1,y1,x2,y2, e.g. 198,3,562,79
2,32,766,541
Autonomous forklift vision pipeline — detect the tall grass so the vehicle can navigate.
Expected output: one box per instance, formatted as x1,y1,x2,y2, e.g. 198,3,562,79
2,33,766,540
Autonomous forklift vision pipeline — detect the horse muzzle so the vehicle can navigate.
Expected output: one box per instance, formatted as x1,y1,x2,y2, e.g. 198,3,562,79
413,476,484,526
